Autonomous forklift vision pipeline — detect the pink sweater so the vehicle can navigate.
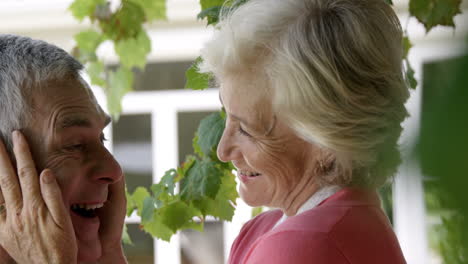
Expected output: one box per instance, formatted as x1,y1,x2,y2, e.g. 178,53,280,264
228,188,406,264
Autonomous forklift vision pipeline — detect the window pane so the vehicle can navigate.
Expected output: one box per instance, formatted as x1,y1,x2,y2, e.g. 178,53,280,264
124,224,154,264
113,114,153,192
134,61,193,91
180,221,224,264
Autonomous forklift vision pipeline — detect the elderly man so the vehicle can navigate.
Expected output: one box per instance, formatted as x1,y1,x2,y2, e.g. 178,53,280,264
0,34,127,263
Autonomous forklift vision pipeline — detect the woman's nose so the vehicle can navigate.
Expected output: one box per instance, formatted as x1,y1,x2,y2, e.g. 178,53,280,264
217,127,239,163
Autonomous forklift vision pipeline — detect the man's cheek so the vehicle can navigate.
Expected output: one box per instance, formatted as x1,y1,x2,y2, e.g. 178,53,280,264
45,155,80,202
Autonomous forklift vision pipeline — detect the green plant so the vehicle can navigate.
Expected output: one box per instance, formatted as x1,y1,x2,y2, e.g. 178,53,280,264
69,0,466,256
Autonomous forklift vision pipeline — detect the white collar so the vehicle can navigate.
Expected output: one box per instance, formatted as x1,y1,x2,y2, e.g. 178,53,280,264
273,185,341,229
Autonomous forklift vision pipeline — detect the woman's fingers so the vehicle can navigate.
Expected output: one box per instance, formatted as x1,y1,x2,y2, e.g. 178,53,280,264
0,134,22,214
39,170,69,228
12,131,42,207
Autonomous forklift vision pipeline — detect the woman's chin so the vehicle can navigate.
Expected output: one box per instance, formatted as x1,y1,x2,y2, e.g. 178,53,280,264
77,238,102,262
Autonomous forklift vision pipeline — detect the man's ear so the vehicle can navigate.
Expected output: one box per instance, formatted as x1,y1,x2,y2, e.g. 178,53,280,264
0,246,16,264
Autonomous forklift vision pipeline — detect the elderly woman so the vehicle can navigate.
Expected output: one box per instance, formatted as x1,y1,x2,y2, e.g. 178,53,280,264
199,0,408,263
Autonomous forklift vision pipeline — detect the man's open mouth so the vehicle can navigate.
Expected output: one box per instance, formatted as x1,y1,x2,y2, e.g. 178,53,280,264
71,203,104,218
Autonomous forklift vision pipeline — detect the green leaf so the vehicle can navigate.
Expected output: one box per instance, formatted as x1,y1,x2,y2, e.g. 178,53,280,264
100,0,145,40
197,6,222,25
128,0,167,20
69,0,105,21
402,35,413,60
141,213,174,241
115,30,151,69
192,169,237,221
131,186,150,215
141,197,156,222
160,201,201,232
107,66,134,118
180,220,204,232
192,133,204,158
251,207,264,218
74,29,103,54
185,57,212,90
126,188,136,216
181,159,223,200
87,61,106,87
409,0,462,32
405,59,418,89
122,224,133,245
197,112,225,157
200,0,225,10
384,0,393,5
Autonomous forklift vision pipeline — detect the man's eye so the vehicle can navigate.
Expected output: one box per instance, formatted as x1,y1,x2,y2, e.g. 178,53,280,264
64,144,85,152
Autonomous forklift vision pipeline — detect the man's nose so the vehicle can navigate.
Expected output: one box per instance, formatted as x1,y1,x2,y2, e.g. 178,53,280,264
89,146,123,184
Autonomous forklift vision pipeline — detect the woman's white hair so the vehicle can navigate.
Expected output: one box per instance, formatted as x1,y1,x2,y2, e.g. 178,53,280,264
0,34,83,157
200,0,409,187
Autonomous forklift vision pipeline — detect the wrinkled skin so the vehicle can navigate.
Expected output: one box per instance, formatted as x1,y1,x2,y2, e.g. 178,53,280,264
0,77,127,263
217,73,323,216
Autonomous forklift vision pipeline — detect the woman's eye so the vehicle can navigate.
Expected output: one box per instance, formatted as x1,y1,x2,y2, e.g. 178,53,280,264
238,126,252,137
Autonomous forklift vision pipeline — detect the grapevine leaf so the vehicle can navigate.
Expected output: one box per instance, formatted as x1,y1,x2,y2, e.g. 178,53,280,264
122,224,133,245
107,66,133,118
409,0,462,32
117,1,146,38
126,189,136,216
94,2,112,20
405,59,418,89
69,0,105,21
129,0,167,20
185,57,212,90
192,133,204,158
100,1,145,40
402,36,413,60
181,159,223,200
384,0,393,5
115,30,151,69
218,169,238,203
177,156,196,182
180,220,204,232
74,29,103,54
141,214,174,241
141,197,156,222
131,186,150,215
192,169,237,220
160,169,177,195
251,207,264,218
160,201,201,232
200,0,225,10
197,6,222,25
197,112,225,157
87,61,106,87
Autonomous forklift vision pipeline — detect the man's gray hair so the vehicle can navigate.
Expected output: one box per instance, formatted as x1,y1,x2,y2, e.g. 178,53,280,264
0,34,83,155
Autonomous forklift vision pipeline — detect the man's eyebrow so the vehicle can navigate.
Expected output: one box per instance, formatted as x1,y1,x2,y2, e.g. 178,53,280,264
58,116,92,129
57,114,111,130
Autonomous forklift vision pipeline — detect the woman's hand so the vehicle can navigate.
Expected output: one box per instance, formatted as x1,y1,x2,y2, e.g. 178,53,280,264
0,131,77,264
97,176,128,264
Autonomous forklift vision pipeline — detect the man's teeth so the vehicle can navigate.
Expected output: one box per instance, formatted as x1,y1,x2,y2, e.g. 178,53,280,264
242,170,261,177
71,203,104,210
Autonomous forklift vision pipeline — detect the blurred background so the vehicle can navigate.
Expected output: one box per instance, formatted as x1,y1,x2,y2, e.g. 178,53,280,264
1,0,467,263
